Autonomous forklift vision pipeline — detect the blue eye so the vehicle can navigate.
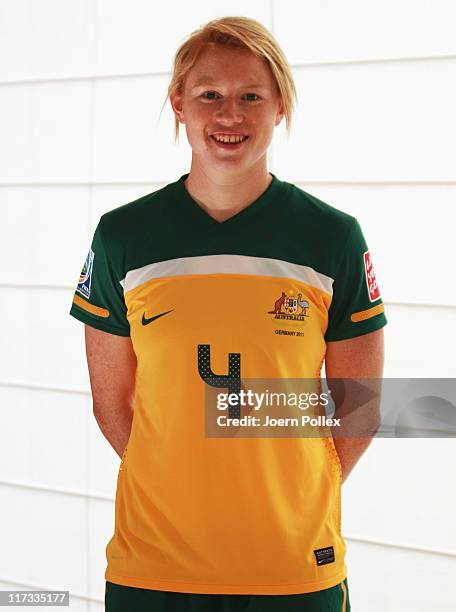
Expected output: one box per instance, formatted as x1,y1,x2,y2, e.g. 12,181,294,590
200,92,260,101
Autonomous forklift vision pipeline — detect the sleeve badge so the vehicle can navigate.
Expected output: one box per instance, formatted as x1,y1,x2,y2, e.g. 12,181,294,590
363,250,381,302
76,248,94,299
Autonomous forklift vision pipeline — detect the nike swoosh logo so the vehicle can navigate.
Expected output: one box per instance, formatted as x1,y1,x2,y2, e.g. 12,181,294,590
142,309,174,326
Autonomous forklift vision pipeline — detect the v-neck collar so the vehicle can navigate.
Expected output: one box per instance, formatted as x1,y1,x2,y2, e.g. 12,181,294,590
172,172,285,228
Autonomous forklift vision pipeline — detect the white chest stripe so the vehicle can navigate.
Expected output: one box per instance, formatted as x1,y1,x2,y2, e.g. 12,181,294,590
120,254,334,296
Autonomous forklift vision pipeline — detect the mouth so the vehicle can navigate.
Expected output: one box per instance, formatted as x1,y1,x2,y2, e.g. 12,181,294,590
209,134,250,149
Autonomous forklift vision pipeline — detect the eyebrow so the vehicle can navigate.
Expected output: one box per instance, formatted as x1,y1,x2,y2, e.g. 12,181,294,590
190,76,268,90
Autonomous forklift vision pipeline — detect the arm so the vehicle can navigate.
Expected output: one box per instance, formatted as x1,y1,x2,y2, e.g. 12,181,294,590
325,327,384,483
84,325,137,458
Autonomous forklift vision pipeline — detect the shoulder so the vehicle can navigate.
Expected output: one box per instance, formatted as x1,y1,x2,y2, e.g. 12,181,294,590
281,182,359,253
99,182,173,240
91,180,179,273
287,182,356,230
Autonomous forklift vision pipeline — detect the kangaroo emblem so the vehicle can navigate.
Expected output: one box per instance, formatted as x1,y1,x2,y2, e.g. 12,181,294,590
268,292,286,314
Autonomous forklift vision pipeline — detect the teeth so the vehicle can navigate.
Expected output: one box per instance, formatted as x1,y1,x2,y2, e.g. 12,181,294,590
213,134,247,143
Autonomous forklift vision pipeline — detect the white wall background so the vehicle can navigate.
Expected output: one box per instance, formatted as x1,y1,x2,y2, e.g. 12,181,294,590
1,1,455,610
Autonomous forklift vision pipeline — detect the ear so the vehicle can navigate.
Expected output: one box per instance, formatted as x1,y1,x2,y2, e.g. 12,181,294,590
274,98,285,127
170,91,185,125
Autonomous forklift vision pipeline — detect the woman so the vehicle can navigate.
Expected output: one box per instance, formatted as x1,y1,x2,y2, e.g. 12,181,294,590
70,15,386,611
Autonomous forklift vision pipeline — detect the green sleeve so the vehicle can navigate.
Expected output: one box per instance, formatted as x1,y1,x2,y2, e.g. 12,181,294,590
68,215,130,336
324,218,387,342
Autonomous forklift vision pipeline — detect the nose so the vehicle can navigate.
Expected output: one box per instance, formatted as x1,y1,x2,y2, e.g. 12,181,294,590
215,97,244,124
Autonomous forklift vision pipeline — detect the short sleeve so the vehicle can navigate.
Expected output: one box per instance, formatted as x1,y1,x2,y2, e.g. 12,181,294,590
68,216,130,336
324,218,387,342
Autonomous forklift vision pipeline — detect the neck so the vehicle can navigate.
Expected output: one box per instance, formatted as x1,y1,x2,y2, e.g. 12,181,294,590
183,159,273,223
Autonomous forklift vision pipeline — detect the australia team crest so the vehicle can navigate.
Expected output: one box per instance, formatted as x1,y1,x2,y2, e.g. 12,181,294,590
76,248,94,299
268,290,310,321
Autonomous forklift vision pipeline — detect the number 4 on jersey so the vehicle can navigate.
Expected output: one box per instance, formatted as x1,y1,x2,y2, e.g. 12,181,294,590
197,344,242,419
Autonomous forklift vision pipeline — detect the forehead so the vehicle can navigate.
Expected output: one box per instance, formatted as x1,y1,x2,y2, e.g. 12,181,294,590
186,46,273,88
190,75,270,89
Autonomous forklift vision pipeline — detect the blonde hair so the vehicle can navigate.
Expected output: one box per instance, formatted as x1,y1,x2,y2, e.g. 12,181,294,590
162,16,298,143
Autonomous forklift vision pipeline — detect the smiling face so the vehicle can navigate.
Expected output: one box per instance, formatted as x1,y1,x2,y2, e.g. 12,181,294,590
170,44,285,176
